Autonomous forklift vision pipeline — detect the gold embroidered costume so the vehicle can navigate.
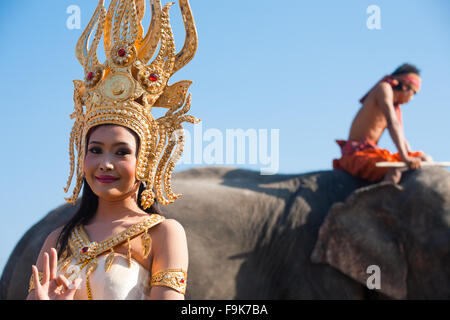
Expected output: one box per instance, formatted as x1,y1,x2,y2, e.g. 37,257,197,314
36,214,188,299
33,0,197,299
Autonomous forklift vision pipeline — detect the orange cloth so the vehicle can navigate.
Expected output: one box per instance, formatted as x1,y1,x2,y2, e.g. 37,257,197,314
333,139,423,182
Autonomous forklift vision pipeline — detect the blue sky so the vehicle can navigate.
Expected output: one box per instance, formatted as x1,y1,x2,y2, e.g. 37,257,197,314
1,0,449,274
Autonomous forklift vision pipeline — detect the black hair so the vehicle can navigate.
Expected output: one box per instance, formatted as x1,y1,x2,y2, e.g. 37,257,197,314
56,125,163,256
391,63,420,76
391,63,420,91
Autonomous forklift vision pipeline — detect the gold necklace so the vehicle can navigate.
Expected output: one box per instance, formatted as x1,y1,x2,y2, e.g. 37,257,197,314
60,214,165,300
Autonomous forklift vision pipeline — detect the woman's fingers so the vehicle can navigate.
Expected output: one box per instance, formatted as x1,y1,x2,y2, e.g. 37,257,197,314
56,275,81,300
55,274,81,291
63,278,82,300
31,261,80,300
50,248,58,280
52,274,70,297
32,265,42,290
42,253,50,284
55,274,71,290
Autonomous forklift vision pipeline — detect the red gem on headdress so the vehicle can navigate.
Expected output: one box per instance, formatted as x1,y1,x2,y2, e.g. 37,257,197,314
180,279,185,283
86,72,94,81
149,73,159,82
81,247,89,253
118,49,126,57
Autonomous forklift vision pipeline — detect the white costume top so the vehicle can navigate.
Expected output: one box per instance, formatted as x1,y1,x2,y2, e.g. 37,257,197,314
58,214,165,300
69,254,151,300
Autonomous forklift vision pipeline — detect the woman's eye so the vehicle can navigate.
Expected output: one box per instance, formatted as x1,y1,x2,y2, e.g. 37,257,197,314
87,147,131,156
88,147,101,154
117,149,131,156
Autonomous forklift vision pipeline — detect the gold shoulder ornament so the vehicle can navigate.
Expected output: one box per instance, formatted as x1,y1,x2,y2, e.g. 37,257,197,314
64,0,200,209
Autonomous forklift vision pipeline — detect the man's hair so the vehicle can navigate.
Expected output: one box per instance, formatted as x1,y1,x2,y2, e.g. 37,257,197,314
391,63,420,76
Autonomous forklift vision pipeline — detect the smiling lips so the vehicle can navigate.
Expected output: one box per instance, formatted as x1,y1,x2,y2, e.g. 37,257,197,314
96,175,119,183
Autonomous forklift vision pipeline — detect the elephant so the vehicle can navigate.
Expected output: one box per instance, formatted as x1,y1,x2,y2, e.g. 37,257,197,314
1,166,449,299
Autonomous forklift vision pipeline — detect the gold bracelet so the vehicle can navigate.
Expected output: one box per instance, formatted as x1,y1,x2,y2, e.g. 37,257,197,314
150,269,187,295
28,272,44,293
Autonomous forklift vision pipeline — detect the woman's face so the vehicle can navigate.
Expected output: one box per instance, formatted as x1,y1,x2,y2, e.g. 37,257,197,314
84,125,140,201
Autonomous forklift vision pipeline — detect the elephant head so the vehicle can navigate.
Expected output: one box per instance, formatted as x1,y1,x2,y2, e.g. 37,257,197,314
311,167,450,299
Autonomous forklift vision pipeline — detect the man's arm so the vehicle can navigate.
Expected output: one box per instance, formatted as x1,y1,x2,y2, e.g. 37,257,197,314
405,139,433,162
405,139,412,153
375,84,421,169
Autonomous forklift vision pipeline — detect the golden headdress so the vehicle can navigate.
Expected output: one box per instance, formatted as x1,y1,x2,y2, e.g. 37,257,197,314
64,0,199,209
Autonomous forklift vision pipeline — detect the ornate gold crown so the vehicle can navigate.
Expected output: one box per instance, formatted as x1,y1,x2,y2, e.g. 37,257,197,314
64,0,199,209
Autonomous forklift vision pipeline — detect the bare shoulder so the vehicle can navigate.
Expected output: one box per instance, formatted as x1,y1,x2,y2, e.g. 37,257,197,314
152,218,186,241
151,218,188,271
374,81,393,100
40,226,64,251
47,226,65,247
33,226,65,268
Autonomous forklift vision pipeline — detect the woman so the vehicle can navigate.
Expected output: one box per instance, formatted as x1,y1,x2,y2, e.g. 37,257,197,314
27,124,188,300
26,0,199,300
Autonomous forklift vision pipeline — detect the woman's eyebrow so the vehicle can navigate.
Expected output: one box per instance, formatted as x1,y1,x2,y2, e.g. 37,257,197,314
88,141,131,147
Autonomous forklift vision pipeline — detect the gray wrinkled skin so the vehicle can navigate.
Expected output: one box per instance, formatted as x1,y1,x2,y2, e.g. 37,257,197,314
1,166,449,300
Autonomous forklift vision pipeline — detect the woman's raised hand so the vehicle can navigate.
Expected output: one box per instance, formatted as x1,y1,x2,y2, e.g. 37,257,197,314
31,248,82,300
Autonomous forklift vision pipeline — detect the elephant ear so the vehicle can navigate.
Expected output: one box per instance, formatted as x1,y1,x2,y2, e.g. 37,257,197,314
311,182,408,299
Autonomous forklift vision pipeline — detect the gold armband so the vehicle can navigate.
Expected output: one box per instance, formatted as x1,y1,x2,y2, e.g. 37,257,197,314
28,272,44,293
150,269,187,295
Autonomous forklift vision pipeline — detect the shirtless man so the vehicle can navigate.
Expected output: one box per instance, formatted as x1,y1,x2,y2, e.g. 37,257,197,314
333,63,432,184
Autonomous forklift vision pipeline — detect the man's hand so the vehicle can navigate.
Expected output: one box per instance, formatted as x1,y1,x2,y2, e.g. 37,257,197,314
419,153,433,163
403,156,422,170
